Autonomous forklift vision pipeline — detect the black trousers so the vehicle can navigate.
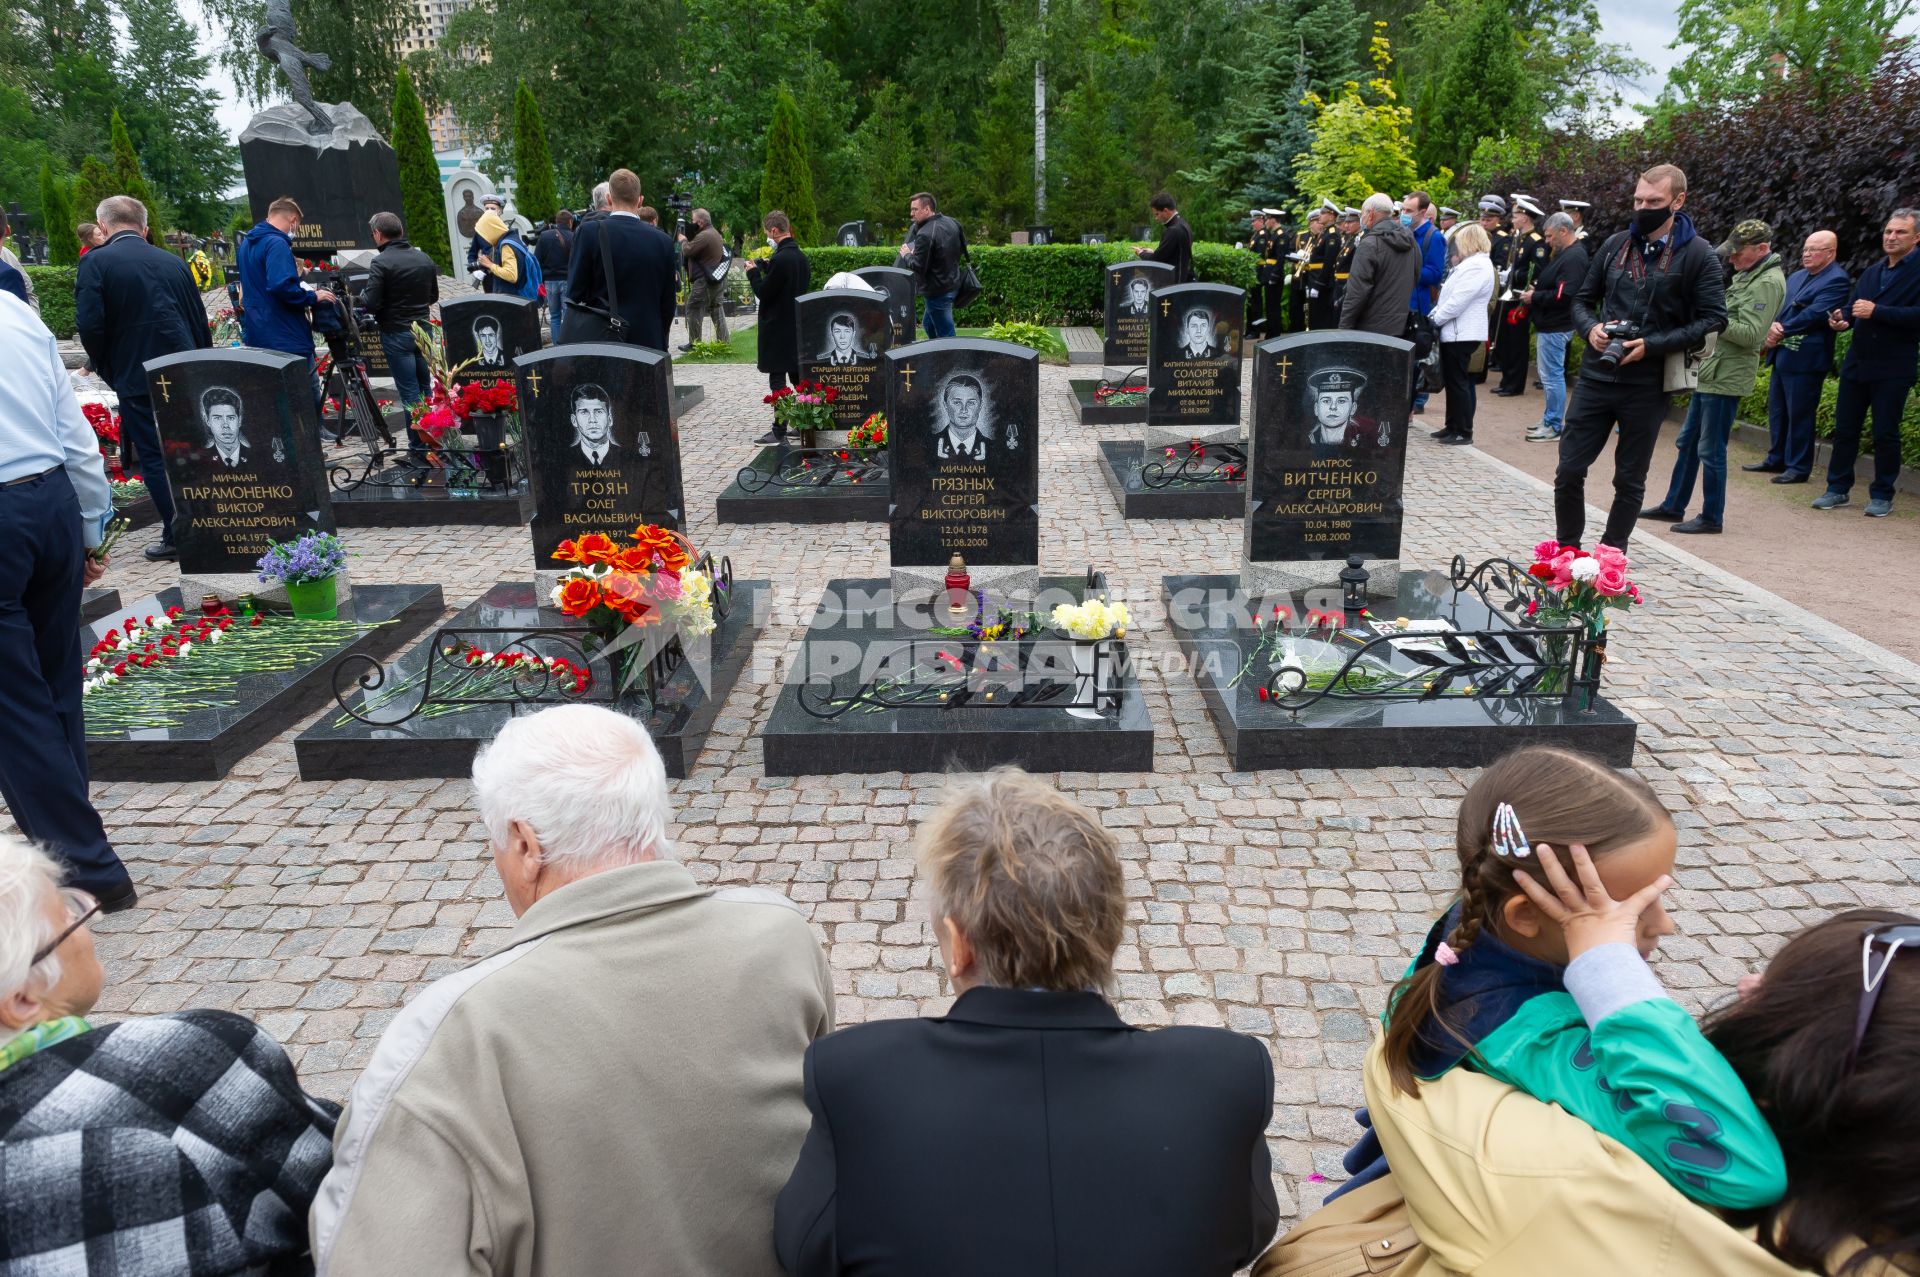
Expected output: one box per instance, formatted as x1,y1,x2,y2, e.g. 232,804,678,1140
1248,282,1266,330
1286,280,1307,333
117,394,175,541
1493,305,1531,391
0,469,127,893
1439,341,1479,437
1825,374,1912,502
1553,375,1669,548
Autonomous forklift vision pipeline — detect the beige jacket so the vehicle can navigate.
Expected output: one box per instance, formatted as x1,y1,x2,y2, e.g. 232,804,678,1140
310,861,834,1276
1359,1041,1811,1277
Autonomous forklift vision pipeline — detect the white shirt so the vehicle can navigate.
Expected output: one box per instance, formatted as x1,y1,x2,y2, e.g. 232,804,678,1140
0,294,113,547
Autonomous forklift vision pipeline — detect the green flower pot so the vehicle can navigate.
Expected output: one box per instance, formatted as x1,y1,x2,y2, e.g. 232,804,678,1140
284,574,339,620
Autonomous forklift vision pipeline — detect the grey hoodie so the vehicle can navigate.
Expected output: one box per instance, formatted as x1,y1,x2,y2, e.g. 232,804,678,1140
1339,216,1421,337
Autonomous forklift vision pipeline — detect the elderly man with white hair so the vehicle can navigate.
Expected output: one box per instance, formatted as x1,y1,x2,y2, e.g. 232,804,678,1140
1338,191,1421,338
311,704,834,1277
0,834,339,1272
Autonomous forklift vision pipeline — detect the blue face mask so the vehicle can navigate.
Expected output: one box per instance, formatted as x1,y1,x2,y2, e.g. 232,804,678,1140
1399,213,1414,227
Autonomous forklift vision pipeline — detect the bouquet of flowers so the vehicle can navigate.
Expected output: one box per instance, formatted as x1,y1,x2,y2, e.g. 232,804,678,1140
256,531,347,585
1525,541,1642,631
458,380,518,417
549,525,720,691
1051,598,1131,641
110,478,148,504
847,411,888,456
765,380,839,438
81,402,126,481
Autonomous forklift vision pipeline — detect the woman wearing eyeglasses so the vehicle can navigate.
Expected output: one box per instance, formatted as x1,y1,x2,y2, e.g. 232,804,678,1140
0,834,341,1273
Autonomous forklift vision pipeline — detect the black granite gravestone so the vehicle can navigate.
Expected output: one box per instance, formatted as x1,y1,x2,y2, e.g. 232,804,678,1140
238,104,403,256
1148,283,1246,443
516,344,684,567
1244,331,1413,592
1104,261,1174,367
836,221,870,247
145,348,336,575
797,288,893,428
886,338,1039,576
852,266,917,349
443,295,544,389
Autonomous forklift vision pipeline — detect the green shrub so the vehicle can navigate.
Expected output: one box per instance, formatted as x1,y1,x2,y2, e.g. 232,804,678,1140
799,242,1257,327
28,266,76,338
1736,334,1920,468
981,320,1067,360
678,339,738,363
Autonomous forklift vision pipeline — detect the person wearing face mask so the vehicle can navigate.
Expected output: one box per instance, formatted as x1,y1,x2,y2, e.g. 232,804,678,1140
1555,164,1727,550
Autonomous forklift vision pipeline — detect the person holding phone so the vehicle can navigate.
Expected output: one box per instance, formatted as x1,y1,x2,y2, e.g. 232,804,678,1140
1812,209,1920,518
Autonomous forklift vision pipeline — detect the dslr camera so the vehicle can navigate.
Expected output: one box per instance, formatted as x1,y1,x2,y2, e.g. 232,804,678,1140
1594,319,1642,369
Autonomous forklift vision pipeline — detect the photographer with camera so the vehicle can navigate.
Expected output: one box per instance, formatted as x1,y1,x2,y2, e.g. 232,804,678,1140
1556,164,1726,550
677,208,730,350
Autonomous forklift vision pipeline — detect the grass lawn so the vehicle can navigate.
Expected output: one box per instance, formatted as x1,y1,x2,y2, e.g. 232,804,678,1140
675,324,1069,365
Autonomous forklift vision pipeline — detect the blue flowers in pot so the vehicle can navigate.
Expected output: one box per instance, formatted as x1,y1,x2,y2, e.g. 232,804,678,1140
256,532,348,620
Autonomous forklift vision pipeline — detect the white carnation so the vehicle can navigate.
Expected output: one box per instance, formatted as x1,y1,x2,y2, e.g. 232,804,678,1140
1569,558,1601,582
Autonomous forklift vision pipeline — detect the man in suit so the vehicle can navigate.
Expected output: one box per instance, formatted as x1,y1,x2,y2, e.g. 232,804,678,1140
1815,208,1920,517
819,314,870,364
1135,191,1193,283
931,373,1006,461
1123,275,1151,316
774,769,1280,1277
201,387,251,468
568,384,620,466
748,210,810,444
1177,306,1220,359
563,169,677,353
1748,229,1850,483
75,195,214,562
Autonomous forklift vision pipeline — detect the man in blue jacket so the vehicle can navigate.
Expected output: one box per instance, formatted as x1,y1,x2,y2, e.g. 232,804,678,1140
1814,209,1920,517
1403,191,1446,412
1748,229,1849,484
236,196,333,406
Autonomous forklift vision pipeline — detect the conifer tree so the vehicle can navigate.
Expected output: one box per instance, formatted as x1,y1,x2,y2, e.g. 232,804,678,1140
1420,0,1531,178
760,86,820,245
106,110,157,216
511,79,558,222
73,156,116,225
392,67,452,273
40,164,78,265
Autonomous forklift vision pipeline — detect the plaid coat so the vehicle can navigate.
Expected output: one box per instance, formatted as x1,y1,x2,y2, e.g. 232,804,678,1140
0,1010,341,1276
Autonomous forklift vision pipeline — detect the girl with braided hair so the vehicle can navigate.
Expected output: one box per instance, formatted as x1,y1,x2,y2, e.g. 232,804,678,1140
1331,745,1786,1213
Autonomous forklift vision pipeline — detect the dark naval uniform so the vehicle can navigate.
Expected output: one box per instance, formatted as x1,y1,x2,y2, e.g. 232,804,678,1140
1493,226,1549,394
1263,217,1293,335
1329,221,1358,321
1246,217,1272,333
1305,225,1343,330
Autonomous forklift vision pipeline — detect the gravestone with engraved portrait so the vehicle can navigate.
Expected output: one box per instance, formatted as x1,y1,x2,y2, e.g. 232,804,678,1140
796,288,893,428
885,338,1040,597
1147,282,1246,449
852,266,917,349
516,344,685,567
1104,260,1173,367
1243,330,1413,595
145,348,337,576
442,295,544,390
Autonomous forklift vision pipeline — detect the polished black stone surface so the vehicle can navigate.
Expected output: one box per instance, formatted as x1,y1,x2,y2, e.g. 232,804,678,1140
764,577,1155,776
852,266,916,348
295,578,764,780
240,123,402,256
1068,378,1148,425
1098,440,1246,519
441,296,544,388
145,348,338,575
797,289,892,428
516,344,686,566
675,384,706,417
1148,283,1246,432
81,589,122,624
886,339,1040,571
86,584,443,781
715,446,890,524
1161,572,1637,769
330,473,534,526
1104,260,1173,366
1247,331,1415,566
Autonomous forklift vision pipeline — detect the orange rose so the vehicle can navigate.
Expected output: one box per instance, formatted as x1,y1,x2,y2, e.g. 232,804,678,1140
598,571,662,625
610,544,656,573
572,532,620,565
552,537,587,564
630,524,691,572
554,576,601,616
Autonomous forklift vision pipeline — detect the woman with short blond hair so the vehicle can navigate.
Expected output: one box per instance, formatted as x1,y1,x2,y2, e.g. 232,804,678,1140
1429,221,1497,444
776,768,1280,1277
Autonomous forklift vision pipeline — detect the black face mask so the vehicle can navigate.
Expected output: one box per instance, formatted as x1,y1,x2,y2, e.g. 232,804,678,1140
1633,205,1673,238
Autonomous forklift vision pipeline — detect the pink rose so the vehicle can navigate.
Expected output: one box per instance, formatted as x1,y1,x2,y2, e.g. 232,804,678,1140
1547,550,1578,588
1533,539,1562,562
1593,564,1630,596
1590,544,1628,572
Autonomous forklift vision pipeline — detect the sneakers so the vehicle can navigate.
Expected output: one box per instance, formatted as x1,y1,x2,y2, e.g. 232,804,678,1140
1671,516,1722,534
1865,498,1894,518
1639,506,1685,522
1811,491,1849,510
1525,423,1561,442
1437,433,1473,446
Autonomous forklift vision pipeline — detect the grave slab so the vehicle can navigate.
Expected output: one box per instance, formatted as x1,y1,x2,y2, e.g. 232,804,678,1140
715,445,889,524
1097,439,1246,519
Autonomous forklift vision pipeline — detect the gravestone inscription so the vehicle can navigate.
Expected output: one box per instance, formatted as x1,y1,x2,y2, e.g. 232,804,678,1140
443,295,543,389
852,266,917,349
886,338,1039,592
1104,260,1173,367
516,344,685,567
796,288,893,428
1147,282,1246,447
146,348,336,575
1243,330,1413,594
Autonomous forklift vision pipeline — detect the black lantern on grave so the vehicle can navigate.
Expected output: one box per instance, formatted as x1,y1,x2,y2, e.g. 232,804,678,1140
1340,553,1370,625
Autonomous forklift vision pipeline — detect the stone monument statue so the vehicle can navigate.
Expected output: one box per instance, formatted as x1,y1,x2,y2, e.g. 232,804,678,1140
257,0,333,135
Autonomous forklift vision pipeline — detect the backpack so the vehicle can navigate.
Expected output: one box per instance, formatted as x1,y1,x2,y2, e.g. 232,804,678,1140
500,233,542,301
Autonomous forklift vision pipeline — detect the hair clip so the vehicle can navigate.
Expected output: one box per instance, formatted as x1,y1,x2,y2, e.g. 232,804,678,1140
1492,802,1532,859
1434,942,1461,967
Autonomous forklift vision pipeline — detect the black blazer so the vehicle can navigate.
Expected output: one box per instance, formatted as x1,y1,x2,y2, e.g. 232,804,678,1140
75,230,213,397
750,237,810,375
774,987,1279,1277
1147,213,1194,284
564,214,678,353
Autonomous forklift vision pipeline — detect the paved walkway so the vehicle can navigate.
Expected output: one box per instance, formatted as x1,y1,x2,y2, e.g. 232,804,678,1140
18,362,1920,1226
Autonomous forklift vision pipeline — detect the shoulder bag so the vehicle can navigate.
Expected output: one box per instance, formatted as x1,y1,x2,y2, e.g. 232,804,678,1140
1252,1175,1418,1277
952,219,982,311
1664,330,1717,393
706,241,734,285
558,220,631,345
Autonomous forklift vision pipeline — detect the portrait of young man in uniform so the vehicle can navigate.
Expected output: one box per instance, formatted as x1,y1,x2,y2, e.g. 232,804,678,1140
819,313,873,365
931,371,1018,461
1123,276,1152,316
474,316,505,368
1306,366,1392,452
567,382,644,466
1177,306,1220,359
201,386,251,469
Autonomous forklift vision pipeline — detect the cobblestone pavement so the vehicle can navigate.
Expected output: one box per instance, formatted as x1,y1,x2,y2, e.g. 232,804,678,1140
18,360,1920,1226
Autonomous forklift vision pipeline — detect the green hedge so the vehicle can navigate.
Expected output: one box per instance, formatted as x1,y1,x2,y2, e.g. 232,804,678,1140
1736,333,1920,468
799,242,1257,327
27,266,76,339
